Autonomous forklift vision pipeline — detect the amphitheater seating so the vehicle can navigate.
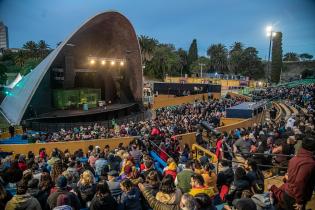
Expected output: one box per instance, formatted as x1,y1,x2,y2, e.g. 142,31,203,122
278,103,292,120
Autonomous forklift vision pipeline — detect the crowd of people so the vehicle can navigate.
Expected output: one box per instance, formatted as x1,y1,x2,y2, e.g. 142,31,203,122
0,84,314,210
23,97,244,143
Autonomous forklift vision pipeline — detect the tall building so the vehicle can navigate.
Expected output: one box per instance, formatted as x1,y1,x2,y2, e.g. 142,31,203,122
0,21,9,49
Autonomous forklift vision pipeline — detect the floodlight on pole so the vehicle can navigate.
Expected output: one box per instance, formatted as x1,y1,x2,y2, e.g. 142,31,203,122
266,25,275,83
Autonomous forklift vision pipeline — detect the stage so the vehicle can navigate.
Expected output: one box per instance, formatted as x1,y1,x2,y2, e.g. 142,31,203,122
31,103,136,120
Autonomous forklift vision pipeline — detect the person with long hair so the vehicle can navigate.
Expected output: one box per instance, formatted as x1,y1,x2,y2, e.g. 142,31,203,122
244,159,264,185
36,172,53,209
156,175,182,205
51,161,63,183
76,170,96,207
201,163,218,194
89,180,117,210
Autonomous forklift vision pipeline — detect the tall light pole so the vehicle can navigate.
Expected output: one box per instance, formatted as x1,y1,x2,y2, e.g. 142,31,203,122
266,26,276,83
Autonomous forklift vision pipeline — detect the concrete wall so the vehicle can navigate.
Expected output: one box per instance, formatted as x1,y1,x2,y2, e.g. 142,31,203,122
0,136,135,155
263,61,315,81
152,93,221,109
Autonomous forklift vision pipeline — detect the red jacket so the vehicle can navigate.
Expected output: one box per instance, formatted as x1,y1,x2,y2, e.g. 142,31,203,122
284,148,315,204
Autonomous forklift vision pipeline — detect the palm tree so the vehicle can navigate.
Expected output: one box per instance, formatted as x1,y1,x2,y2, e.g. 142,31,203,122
15,50,27,67
207,43,228,73
138,35,158,63
38,40,50,58
229,42,244,74
23,41,38,58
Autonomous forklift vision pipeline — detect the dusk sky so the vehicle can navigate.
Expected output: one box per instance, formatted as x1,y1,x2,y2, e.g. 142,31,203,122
1,0,315,59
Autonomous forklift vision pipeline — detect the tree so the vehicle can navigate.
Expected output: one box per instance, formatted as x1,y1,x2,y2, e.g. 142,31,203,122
229,42,244,74
207,43,228,73
239,47,264,79
187,39,198,66
144,44,181,79
299,53,313,61
190,56,211,75
37,40,50,58
14,50,27,67
271,32,283,83
283,52,299,61
177,48,190,76
138,35,158,64
23,41,38,58
21,58,41,75
0,63,8,85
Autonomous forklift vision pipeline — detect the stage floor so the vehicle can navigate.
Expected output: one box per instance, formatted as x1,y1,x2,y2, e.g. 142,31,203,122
31,103,136,120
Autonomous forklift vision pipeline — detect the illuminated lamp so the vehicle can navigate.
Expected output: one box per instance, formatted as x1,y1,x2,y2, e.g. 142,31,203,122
111,60,115,66
90,59,95,65
120,61,124,66
101,60,106,65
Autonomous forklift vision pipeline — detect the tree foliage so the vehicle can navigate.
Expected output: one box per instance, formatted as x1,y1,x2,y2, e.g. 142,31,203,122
283,52,299,61
229,42,244,74
187,39,198,66
190,56,211,75
207,43,228,73
239,47,264,79
271,32,283,83
299,53,313,61
138,35,158,64
0,63,8,85
144,44,181,79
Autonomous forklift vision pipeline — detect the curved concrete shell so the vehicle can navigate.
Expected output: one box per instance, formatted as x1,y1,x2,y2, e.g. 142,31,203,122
0,11,143,125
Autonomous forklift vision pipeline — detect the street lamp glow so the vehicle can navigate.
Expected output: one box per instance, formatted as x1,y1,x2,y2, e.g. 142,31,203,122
266,25,272,32
120,61,124,66
101,60,106,65
111,60,115,66
90,59,95,65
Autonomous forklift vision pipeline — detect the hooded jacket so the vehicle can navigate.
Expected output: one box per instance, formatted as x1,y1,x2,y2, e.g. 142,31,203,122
89,194,118,210
251,193,275,210
155,188,182,205
5,194,41,210
284,148,315,205
141,188,180,210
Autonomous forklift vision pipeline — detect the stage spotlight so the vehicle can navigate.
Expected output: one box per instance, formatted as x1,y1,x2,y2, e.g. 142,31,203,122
90,59,95,65
101,60,106,65
111,60,115,66
120,61,124,66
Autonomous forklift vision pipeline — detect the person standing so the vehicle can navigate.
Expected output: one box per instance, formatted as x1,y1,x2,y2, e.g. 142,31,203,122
282,135,315,210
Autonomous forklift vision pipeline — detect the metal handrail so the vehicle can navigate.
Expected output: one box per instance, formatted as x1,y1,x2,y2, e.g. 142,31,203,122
148,139,173,159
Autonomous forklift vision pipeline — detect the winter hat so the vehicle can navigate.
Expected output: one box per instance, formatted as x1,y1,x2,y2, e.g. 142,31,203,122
56,175,67,189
